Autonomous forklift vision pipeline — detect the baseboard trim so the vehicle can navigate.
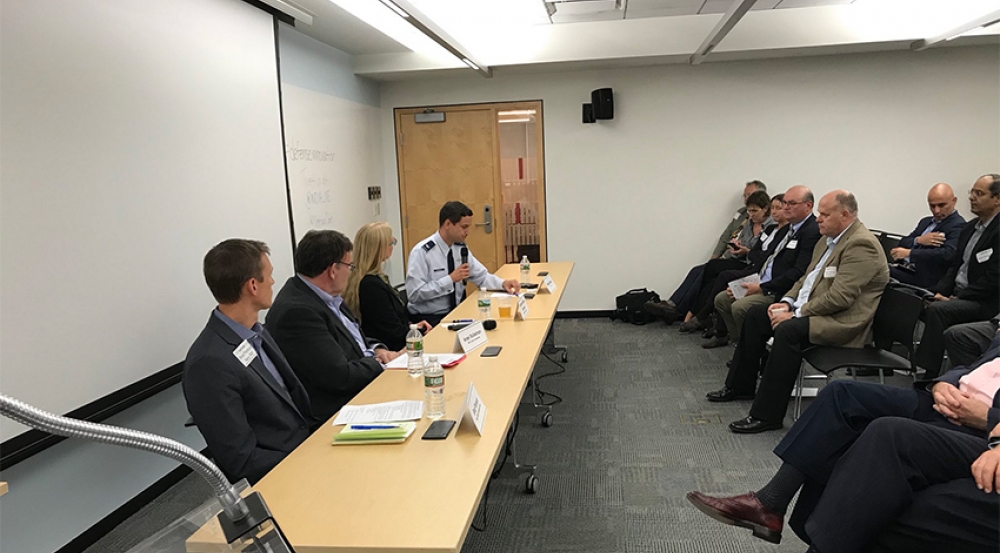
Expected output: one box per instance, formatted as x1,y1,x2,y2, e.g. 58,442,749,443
54,449,209,553
556,310,613,319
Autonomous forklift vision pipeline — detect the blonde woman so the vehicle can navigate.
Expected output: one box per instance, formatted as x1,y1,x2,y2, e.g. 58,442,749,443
345,223,432,350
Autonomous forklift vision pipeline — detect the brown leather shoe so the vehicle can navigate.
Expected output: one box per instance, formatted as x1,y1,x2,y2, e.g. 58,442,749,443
685,491,783,544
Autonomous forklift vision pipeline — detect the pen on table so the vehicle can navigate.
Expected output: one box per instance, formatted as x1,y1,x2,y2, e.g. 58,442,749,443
448,318,475,324
350,425,398,430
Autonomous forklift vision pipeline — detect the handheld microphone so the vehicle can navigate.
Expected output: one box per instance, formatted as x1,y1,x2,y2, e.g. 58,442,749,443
460,246,469,285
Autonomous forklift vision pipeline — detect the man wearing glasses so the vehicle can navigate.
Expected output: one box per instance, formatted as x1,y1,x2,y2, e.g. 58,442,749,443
266,229,401,422
914,174,1000,378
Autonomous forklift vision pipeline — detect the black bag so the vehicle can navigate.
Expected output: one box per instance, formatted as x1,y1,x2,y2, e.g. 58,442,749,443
611,288,660,325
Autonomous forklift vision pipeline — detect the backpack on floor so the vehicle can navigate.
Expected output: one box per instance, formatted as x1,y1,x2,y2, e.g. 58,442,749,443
611,288,660,325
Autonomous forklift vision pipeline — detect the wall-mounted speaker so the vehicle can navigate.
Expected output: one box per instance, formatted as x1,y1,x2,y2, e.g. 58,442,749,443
591,88,613,120
582,103,595,124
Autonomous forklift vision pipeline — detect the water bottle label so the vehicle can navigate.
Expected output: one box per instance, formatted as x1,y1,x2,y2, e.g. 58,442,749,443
407,340,422,351
477,298,491,308
424,374,444,387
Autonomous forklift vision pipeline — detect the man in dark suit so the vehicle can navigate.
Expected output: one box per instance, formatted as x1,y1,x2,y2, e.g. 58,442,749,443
914,174,1000,378
266,230,400,423
706,190,890,433
183,239,317,484
889,182,965,288
712,185,821,343
687,327,1000,553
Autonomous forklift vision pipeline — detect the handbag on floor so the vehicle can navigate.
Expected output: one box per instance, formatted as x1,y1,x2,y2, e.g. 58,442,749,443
611,288,660,325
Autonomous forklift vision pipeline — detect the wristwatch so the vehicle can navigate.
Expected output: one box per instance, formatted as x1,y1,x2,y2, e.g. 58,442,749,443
989,435,1000,450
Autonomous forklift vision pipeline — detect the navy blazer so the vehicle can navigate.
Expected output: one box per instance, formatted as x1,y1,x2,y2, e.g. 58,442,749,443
183,313,316,484
896,211,965,288
931,327,1000,435
265,277,384,423
934,215,1000,310
759,214,821,298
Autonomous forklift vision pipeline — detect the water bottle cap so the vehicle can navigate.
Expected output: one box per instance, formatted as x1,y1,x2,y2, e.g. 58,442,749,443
409,324,417,329
427,355,438,362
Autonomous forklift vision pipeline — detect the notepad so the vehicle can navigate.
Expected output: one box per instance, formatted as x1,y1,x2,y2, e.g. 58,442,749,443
727,273,761,300
333,421,417,445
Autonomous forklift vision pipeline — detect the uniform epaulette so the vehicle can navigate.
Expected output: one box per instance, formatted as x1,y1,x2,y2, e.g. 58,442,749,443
422,241,436,251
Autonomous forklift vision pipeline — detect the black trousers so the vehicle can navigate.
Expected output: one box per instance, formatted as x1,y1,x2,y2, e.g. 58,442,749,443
944,320,998,369
691,258,749,319
914,298,995,378
724,302,812,424
772,380,996,553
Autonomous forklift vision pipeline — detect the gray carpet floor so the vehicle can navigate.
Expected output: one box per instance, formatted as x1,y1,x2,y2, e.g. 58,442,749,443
83,317,918,553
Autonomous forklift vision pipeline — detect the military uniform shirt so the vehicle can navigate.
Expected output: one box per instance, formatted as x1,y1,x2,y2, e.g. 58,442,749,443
406,231,505,316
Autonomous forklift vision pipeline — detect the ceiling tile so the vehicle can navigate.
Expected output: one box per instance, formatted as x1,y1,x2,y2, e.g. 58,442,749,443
627,0,704,9
551,0,620,16
551,9,626,22
699,0,732,14
776,0,855,7
626,7,701,19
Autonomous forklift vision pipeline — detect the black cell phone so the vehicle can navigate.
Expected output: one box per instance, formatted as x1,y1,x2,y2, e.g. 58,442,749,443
523,292,536,299
537,271,549,276
421,419,456,440
480,345,502,357
521,283,539,289
727,241,739,250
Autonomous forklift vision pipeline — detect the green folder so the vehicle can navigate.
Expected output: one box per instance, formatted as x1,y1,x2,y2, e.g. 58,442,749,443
333,421,417,445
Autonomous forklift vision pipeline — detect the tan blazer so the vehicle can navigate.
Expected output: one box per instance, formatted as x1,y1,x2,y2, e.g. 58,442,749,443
785,220,889,348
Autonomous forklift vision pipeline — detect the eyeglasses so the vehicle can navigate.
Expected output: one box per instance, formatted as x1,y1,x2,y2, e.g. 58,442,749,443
969,189,991,198
335,261,356,271
390,238,398,246
784,200,808,207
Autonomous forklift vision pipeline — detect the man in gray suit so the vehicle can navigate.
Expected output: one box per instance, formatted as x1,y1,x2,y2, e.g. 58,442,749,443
183,239,317,484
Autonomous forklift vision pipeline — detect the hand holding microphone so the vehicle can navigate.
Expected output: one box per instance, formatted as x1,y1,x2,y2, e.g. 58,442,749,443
460,247,469,285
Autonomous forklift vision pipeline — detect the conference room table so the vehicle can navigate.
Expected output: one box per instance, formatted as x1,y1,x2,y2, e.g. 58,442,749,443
187,262,573,553
447,261,573,322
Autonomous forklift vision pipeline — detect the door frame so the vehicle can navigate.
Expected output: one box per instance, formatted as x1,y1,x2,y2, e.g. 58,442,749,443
394,100,547,272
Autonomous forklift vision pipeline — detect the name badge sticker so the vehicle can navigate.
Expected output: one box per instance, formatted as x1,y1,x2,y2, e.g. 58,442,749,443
977,248,994,263
787,240,798,250
233,340,258,367
823,266,837,279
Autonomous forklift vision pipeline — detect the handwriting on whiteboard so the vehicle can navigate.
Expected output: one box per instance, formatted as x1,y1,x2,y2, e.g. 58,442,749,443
285,140,335,162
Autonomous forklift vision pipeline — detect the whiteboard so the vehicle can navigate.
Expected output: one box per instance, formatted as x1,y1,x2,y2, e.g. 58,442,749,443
282,84,384,243
0,0,292,440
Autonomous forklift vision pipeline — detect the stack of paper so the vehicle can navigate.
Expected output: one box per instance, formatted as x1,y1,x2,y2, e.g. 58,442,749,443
333,422,417,445
332,400,423,426
385,353,465,370
728,274,761,300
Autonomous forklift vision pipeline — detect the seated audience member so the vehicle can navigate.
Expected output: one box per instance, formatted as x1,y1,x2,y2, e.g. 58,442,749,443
344,222,431,351
913,174,1000,378
705,187,820,347
888,182,964,288
678,190,774,333
406,201,519,327
946,316,1000,369
266,230,401,422
709,187,821,346
183,239,317,484
687,329,1000,552
706,190,889,433
645,180,768,325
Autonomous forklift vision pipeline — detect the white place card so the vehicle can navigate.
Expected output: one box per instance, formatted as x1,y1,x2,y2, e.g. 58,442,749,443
453,321,488,353
516,294,530,320
541,275,557,293
456,382,487,435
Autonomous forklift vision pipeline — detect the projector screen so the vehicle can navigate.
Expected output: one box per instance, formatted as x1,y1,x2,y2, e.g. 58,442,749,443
0,0,293,441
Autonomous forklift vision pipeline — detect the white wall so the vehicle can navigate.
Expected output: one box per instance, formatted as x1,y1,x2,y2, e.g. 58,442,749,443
380,46,1000,310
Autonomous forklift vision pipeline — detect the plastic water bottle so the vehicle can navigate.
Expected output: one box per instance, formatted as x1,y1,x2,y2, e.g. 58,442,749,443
406,324,424,378
520,255,531,283
477,291,492,320
423,356,445,419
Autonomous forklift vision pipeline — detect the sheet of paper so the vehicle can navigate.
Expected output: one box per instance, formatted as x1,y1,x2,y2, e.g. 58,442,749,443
332,400,423,426
385,353,466,369
728,273,761,300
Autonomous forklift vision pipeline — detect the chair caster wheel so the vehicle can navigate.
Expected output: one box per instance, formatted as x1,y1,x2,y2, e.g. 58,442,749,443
540,411,553,427
524,474,538,494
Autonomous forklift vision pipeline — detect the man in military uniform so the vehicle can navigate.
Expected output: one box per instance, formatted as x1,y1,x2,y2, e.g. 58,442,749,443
406,201,520,326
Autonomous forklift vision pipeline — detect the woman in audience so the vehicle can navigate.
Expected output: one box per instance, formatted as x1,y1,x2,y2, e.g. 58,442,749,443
345,223,431,351
674,190,773,332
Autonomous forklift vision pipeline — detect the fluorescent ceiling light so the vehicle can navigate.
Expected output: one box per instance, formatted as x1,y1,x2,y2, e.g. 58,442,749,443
912,7,1000,49
406,0,551,63
499,118,533,123
462,58,480,70
498,110,537,116
327,0,454,62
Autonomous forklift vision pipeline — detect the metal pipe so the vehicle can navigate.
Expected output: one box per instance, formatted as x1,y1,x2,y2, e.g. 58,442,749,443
0,394,249,522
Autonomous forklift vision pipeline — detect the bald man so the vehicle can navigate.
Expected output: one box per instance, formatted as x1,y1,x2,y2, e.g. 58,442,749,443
707,190,890,433
889,183,965,288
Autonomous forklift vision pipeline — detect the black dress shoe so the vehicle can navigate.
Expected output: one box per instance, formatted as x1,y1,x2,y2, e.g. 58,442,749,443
701,326,716,339
702,335,730,349
729,416,783,434
706,387,755,402
644,301,681,325
679,317,704,333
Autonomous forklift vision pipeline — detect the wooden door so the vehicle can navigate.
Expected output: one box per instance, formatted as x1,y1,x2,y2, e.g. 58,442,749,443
397,108,500,272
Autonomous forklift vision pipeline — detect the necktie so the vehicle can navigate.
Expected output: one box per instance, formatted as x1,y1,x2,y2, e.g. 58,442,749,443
447,249,457,310
760,228,795,277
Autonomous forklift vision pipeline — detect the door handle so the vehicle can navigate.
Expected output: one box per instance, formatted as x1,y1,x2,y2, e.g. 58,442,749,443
475,204,493,234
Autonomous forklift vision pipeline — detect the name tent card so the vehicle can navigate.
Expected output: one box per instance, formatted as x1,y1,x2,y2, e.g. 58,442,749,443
516,295,530,320
541,275,557,293
456,382,487,435
454,321,488,353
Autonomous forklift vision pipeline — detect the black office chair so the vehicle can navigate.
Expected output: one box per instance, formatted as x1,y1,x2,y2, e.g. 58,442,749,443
877,232,904,265
792,283,925,419
394,283,408,305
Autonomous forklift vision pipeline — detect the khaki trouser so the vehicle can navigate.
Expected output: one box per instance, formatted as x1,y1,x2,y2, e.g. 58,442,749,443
714,290,775,341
